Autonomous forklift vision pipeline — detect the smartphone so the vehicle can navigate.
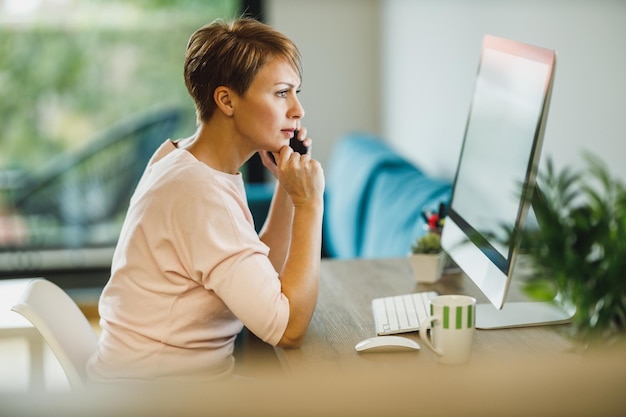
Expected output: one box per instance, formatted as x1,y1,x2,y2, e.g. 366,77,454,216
268,129,308,163
288,130,308,155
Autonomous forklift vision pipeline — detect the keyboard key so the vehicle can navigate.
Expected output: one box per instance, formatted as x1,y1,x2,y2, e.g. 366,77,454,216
372,291,439,335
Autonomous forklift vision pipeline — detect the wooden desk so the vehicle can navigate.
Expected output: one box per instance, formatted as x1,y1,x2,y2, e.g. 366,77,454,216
257,257,624,416
274,257,576,374
2,259,624,416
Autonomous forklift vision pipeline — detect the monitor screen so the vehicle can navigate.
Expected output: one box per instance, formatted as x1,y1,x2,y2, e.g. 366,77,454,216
441,35,556,311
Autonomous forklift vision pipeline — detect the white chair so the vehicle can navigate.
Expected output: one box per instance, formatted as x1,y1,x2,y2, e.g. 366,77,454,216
11,278,99,391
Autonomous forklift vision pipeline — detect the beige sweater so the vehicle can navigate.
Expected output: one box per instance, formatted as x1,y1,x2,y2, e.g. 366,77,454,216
87,141,289,383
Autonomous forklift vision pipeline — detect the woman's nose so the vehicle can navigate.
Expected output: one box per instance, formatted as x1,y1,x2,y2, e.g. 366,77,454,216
290,96,305,119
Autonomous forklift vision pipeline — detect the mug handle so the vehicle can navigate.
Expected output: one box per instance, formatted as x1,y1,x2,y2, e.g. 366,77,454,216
420,316,443,356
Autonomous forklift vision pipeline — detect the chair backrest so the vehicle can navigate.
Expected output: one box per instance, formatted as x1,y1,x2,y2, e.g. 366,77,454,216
11,279,99,391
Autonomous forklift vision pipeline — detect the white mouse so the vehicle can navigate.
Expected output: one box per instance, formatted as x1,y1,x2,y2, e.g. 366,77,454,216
354,335,420,353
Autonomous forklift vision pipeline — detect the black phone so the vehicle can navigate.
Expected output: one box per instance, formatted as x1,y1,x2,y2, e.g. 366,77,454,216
268,129,308,163
288,130,308,155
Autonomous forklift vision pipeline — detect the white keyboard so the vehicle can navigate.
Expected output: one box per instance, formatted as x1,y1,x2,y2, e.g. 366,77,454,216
372,291,439,335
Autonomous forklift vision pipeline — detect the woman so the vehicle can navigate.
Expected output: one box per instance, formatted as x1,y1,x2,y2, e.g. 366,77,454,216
87,17,324,383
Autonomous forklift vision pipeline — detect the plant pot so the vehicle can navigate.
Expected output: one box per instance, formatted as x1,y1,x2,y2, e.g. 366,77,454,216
408,252,446,284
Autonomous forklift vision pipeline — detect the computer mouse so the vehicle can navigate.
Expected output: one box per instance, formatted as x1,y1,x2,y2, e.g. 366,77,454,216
354,335,420,353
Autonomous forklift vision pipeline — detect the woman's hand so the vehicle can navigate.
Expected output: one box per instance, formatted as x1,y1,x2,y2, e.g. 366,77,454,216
259,128,313,181
276,151,324,208
272,132,323,208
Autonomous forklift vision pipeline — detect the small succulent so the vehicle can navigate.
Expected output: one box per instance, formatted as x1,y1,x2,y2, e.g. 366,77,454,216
410,233,442,255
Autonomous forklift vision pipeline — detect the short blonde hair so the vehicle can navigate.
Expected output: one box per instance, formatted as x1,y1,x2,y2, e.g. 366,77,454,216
184,17,303,123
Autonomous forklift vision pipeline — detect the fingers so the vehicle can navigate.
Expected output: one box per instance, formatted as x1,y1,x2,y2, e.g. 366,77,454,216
260,128,313,174
295,128,312,151
296,126,307,140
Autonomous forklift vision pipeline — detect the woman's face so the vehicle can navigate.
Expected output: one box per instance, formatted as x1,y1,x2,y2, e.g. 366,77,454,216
231,57,304,153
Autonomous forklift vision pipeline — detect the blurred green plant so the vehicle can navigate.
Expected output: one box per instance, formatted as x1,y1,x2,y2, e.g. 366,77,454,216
520,153,626,342
410,232,442,255
0,0,236,172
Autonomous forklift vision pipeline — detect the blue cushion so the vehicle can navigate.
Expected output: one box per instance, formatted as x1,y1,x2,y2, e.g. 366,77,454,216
323,132,452,258
324,132,408,258
360,163,451,258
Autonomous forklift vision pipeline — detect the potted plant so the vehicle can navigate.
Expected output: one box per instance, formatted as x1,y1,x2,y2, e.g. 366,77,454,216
518,153,626,343
408,232,446,284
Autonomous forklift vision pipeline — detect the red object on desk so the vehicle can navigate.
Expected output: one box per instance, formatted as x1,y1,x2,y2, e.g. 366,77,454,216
428,214,439,231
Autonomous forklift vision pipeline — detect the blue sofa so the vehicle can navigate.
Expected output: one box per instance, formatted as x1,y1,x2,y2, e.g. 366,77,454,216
323,133,452,258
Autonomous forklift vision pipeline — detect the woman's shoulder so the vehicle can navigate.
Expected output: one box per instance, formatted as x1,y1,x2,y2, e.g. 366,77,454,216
146,139,178,167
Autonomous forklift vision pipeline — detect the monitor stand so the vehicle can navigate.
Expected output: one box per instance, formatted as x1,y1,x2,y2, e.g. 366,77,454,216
476,301,575,329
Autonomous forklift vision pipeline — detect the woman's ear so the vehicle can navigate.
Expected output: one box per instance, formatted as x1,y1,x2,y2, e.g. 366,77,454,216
214,86,235,117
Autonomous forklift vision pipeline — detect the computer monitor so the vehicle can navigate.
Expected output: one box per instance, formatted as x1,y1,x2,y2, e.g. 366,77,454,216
441,34,574,329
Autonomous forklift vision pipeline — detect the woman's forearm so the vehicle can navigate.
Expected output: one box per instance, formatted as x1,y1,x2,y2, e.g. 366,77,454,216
259,183,293,271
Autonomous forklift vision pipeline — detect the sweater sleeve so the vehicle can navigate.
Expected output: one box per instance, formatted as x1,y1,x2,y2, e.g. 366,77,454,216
170,171,290,346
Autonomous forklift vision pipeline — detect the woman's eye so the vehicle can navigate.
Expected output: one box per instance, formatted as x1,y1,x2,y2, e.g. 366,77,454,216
277,90,288,98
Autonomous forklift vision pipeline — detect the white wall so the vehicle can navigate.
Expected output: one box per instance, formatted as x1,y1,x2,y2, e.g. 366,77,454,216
268,0,626,183
384,0,626,181
266,0,382,169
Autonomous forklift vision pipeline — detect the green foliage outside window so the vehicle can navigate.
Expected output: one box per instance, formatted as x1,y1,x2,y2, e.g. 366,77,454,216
0,0,238,174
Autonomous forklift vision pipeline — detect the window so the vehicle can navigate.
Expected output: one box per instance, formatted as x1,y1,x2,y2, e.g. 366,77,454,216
0,0,247,281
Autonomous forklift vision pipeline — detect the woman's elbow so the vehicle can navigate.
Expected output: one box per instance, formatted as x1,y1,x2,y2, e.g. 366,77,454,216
276,330,306,348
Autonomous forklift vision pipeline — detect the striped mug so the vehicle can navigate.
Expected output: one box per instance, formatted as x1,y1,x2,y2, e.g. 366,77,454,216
419,295,476,364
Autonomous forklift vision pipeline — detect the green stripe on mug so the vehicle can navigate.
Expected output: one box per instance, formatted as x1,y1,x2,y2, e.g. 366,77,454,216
456,306,462,329
443,306,449,329
468,305,473,328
